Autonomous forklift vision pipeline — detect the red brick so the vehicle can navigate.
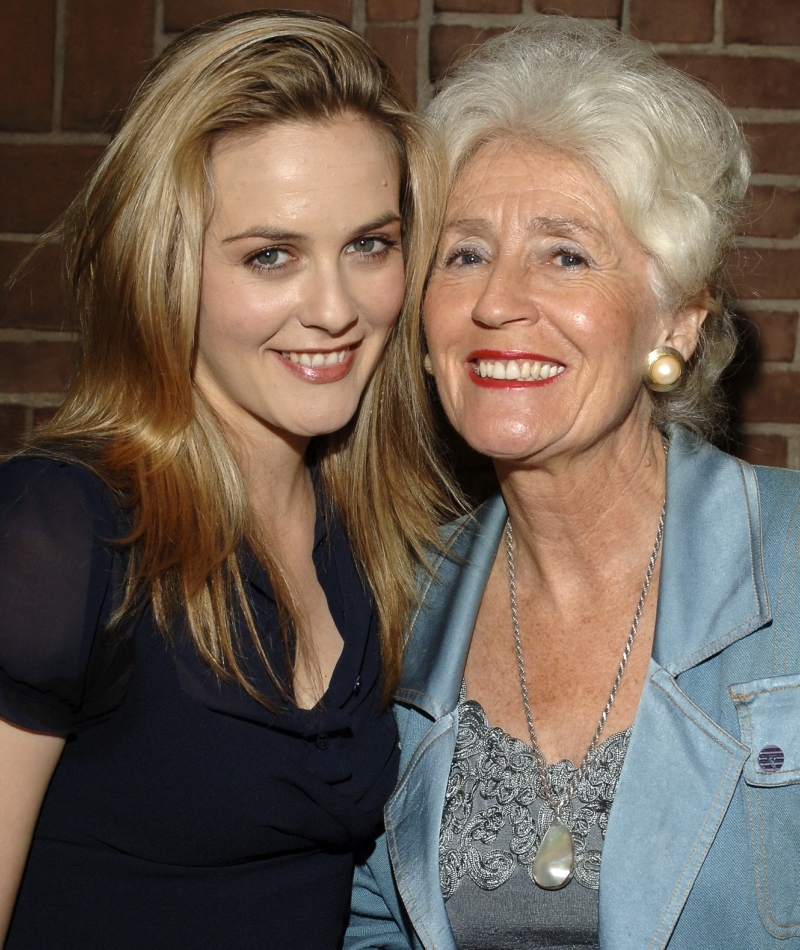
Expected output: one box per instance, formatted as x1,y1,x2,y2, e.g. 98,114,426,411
0,341,78,394
0,243,71,331
0,145,104,233
63,0,155,132
366,28,417,102
437,0,519,13
725,0,800,46
748,124,800,177
741,310,798,363
430,26,506,83
731,248,800,300
0,0,56,132
537,0,621,16
164,0,351,31
630,0,713,43
661,55,800,110
368,0,418,20
740,370,800,424
0,405,27,453
733,433,788,468
743,186,800,240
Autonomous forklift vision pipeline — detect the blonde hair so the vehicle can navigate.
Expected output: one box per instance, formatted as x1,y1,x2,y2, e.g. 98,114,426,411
427,16,751,437
29,11,454,706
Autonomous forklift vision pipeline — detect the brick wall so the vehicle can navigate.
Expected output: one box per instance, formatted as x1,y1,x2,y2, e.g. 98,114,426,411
1,0,798,475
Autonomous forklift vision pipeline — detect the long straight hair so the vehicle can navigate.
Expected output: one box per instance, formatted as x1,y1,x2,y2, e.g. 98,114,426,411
29,11,457,706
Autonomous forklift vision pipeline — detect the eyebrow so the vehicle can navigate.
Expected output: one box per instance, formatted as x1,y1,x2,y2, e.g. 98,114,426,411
526,214,594,238
221,211,402,245
443,214,594,238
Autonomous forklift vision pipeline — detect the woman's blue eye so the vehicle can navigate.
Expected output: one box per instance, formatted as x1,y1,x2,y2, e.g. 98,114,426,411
252,248,284,267
447,249,484,267
556,252,585,267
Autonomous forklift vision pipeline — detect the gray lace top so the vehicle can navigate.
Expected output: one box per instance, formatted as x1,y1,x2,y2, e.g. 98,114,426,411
439,684,631,950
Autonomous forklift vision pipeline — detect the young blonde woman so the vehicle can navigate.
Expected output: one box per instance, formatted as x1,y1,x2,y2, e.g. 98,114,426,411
0,12,450,949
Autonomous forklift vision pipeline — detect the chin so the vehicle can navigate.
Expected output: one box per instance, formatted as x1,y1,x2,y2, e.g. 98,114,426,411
456,419,543,462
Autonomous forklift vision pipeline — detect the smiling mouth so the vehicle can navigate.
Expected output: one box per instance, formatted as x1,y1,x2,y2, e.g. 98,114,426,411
281,348,350,367
473,357,565,381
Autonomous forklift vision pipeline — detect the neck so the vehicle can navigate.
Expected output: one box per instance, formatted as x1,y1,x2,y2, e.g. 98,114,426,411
497,422,667,594
226,420,314,535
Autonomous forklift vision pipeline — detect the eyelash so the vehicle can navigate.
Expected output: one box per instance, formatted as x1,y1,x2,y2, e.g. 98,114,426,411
442,244,592,271
244,236,399,274
443,244,488,268
552,245,590,268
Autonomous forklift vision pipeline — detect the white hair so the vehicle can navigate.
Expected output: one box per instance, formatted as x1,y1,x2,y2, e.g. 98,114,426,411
426,16,751,435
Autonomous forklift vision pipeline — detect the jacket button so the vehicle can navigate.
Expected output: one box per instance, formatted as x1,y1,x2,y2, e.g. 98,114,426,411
757,745,784,771
316,733,330,750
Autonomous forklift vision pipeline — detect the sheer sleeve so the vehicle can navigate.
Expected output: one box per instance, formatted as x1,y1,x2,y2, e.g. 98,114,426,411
0,457,124,735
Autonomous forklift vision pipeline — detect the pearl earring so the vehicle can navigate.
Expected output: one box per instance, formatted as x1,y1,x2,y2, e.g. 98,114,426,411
644,346,685,393
423,354,434,376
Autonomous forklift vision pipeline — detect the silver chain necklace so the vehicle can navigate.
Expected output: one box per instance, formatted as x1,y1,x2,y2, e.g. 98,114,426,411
505,492,666,890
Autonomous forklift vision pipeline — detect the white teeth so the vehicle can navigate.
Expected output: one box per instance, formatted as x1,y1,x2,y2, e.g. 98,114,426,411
475,358,564,381
282,348,349,367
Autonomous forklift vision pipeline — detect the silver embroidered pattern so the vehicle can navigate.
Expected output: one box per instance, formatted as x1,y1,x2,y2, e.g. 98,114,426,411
440,687,631,898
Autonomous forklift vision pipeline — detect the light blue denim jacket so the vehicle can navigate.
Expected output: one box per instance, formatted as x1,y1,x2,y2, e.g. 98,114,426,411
347,429,800,949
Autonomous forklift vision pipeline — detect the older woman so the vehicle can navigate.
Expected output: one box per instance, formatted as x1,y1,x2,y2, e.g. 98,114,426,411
347,16,800,950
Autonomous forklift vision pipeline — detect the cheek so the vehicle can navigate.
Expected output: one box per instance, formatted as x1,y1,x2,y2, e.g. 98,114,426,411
423,284,463,355
365,264,406,331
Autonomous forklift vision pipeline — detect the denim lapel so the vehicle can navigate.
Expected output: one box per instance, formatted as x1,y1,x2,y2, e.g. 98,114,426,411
395,495,508,718
385,495,507,950
600,429,770,950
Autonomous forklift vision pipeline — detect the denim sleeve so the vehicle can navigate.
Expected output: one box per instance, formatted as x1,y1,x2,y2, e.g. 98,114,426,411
346,837,414,950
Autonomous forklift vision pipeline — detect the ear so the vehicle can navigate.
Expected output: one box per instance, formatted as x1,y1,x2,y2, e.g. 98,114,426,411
659,301,708,362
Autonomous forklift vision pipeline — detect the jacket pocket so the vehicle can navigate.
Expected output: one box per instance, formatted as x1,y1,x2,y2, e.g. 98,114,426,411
731,673,800,937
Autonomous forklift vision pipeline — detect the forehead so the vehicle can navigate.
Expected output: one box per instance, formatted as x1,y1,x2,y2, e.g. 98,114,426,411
209,114,400,182
205,114,402,227
448,138,623,231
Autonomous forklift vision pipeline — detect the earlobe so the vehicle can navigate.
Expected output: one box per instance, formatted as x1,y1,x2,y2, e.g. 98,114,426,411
665,302,708,362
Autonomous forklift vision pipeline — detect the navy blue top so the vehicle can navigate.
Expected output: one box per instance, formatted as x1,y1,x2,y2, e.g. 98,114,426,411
0,457,398,949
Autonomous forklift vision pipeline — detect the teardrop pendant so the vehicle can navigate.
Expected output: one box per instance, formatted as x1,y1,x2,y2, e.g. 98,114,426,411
531,818,575,890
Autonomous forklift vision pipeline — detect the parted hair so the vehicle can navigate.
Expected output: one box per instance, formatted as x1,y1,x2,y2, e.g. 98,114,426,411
29,10,454,706
426,16,751,436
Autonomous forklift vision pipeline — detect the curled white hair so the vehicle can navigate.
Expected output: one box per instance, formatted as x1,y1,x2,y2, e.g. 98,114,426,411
426,16,751,435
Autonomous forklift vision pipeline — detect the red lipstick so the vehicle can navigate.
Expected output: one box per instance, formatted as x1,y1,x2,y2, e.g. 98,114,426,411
466,350,566,389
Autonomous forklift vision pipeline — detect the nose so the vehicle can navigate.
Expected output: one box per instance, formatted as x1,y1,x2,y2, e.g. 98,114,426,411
471,256,540,329
300,264,358,336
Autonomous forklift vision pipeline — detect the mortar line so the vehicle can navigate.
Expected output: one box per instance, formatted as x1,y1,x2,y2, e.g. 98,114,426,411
154,0,165,57
52,0,67,132
417,0,435,107
713,0,724,48
620,0,632,35
352,0,367,36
